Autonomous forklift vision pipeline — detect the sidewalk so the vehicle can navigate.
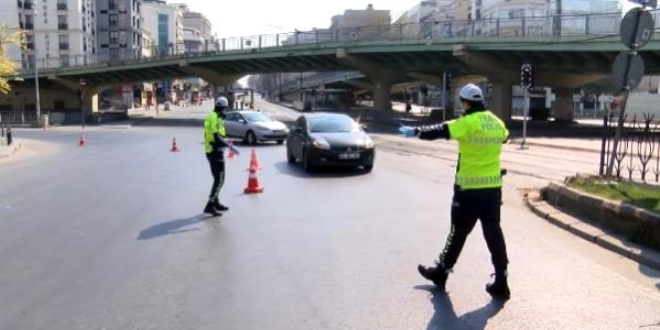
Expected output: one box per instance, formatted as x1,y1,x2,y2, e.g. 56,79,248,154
0,140,22,159
507,137,602,153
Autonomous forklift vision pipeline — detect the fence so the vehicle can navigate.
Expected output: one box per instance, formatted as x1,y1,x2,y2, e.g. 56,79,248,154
600,113,660,183
0,111,38,127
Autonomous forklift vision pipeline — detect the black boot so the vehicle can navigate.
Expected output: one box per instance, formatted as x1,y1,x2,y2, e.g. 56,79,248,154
214,198,229,212
486,272,510,300
204,201,222,216
417,262,449,290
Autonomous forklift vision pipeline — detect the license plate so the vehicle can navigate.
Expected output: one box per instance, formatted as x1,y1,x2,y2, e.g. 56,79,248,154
339,153,360,160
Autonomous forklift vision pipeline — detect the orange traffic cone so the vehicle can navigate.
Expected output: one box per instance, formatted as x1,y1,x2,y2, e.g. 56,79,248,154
247,148,262,171
244,162,264,194
78,133,86,147
171,138,179,152
227,141,236,159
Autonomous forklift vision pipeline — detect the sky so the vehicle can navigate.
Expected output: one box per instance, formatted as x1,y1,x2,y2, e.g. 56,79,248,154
177,0,417,38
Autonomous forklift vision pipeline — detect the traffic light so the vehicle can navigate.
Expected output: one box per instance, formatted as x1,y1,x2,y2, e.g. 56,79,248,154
444,72,452,91
521,64,534,89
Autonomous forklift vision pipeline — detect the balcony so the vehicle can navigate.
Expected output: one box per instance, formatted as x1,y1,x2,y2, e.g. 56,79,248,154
57,3,67,10
59,43,69,50
18,1,33,10
25,42,34,50
58,23,68,30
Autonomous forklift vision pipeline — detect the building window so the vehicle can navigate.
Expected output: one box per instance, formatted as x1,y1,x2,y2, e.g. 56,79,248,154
59,34,69,50
158,14,169,54
109,0,117,10
24,14,34,29
508,10,523,19
109,14,118,27
60,55,69,67
25,34,34,50
57,0,67,10
110,31,119,44
58,15,68,30
110,48,120,61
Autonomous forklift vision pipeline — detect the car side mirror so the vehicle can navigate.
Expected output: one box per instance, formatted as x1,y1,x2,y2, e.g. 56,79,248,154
238,119,247,124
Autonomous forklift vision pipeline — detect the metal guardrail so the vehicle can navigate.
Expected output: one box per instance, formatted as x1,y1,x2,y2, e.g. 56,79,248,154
0,111,38,126
16,12,654,75
264,71,365,95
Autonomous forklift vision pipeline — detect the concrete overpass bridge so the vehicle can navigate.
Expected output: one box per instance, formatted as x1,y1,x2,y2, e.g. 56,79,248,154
9,11,660,120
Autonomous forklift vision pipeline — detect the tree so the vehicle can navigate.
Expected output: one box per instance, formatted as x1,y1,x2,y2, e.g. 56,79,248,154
0,25,24,95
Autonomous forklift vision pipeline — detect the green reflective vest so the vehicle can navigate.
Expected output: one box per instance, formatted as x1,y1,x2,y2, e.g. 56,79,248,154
446,110,509,190
204,111,226,153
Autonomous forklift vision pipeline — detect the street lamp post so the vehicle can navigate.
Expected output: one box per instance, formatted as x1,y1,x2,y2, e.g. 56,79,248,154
79,78,86,130
21,0,42,126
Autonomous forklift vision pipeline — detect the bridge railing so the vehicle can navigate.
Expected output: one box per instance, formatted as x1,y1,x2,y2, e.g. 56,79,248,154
16,11,657,75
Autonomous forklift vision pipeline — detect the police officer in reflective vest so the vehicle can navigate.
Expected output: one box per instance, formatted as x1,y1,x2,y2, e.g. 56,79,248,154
204,96,240,216
399,83,511,300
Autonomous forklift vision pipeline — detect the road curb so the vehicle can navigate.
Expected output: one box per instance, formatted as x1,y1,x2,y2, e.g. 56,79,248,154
0,141,23,159
524,191,660,270
508,139,600,153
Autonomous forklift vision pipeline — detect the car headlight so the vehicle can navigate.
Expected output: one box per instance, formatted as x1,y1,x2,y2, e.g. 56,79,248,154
365,139,374,149
313,139,331,150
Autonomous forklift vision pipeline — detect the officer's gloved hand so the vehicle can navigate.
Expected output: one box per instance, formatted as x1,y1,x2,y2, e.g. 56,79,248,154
229,144,240,156
399,125,417,138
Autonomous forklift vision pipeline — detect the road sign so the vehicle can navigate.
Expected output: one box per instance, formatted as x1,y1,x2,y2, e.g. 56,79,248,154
611,51,645,90
627,0,658,8
620,8,655,49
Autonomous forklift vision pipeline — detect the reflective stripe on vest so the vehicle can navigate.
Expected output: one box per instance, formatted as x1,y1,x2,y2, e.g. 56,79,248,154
464,136,505,145
455,176,502,187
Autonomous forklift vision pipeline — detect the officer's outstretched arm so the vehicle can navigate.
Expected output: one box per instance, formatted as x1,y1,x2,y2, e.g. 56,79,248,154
213,133,230,148
417,123,451,141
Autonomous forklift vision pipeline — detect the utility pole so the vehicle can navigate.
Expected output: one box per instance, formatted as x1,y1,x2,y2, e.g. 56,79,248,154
21,0,42,126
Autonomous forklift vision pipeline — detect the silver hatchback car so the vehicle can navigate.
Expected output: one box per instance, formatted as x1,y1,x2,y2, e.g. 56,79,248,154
224,110,290,145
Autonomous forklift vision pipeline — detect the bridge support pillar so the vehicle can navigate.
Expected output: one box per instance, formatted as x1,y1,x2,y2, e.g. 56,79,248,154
372,78,392,110
489,81,513,122
554,88,574,122
336,51,400,110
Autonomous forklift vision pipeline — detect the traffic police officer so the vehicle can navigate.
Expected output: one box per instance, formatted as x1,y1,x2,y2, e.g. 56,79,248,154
399,83,511,300
204,96,240,216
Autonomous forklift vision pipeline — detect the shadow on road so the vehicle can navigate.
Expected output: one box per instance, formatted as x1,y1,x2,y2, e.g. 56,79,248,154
137,214,209,240
234,141,284,148
415,285,505,330
273,161,369,178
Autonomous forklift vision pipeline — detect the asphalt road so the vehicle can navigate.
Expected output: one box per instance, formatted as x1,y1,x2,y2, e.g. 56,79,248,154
1,100,659,330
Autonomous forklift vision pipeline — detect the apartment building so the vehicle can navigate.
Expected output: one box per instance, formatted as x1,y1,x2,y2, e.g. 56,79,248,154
2,0,98,69
96,0,143,62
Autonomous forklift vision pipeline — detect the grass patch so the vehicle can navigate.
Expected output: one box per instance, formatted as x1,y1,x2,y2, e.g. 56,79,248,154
566,177,660,214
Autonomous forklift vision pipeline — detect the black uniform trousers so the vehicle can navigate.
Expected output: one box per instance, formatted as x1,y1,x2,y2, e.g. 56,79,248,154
206,152,225,202
439,186,509,275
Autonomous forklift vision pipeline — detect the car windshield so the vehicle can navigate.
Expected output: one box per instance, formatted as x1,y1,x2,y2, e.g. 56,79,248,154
309,117,359,133
243,112,272,122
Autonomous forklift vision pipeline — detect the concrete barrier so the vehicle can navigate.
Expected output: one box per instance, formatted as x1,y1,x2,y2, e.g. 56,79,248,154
541,179,660,249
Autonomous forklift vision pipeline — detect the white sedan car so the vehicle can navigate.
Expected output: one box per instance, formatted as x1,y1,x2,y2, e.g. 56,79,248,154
224,110,290,145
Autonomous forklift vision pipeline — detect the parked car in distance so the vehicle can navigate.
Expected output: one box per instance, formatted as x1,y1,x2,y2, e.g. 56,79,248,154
224,110,289,145
286,112,375,173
